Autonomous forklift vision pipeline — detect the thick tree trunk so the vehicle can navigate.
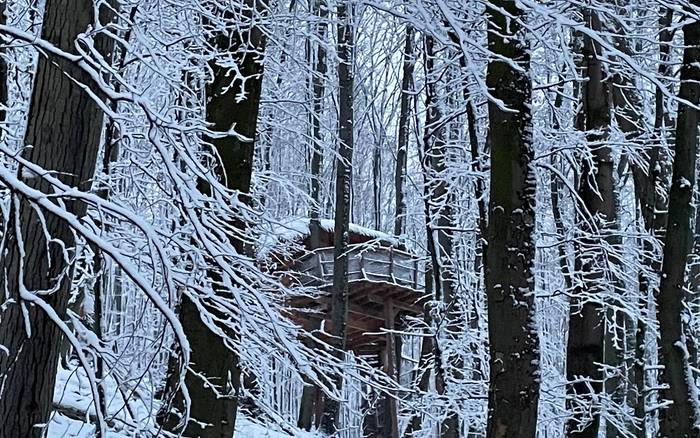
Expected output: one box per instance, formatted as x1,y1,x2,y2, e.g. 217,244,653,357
657,3,700,436
320,0,354,433
0,1,114,436
484,1,539,437
565,9,617,437
160,2,267,436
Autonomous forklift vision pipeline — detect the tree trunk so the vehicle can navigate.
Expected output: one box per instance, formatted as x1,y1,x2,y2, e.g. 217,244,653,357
393,25,414,237
657,3,700,436
382,301,400,438
0,0,6,131
308,0,328,251
402,270,436,437
298,0,329,429
456,45,487,393
484,1,539,437
421,34,460,438
565,9,617,437
160,1,267,436
373,138,382,230
90,7,136,430
320,0,354,433
0,1,114,435
614,8,674,436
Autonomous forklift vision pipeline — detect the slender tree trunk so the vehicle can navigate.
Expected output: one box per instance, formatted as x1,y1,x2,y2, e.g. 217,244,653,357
0,1,115,435
90,7,137,431
308,0,328,256
456,48,487,392
484,1,539,437
657,3,700,436
601,8,644,437
402,62,448,433
613,8,673,436
160,1,267,436
320,0,354,433
299,0,329,427
421,34,461,438
402,267,435,436
549,71,574,294
394,25,414,237
298,318,322,430
373,138,382,229
0,0,6,131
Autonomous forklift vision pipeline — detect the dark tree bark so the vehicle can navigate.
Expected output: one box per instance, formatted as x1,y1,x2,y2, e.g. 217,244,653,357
393,25,414,237
402,43,453,429
160,1,267,436
298,0,328,428
308,0,328,251
657,3,700,436
0,0,6,130
421,34,460,438
565,9,618,437
373,133,382,230
484,1,539,437
549,74,574,297
0,0,115,436
456,44,487,393
320,0,354,433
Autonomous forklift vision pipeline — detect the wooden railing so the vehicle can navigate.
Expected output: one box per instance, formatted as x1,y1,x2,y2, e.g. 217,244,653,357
291,244,424,292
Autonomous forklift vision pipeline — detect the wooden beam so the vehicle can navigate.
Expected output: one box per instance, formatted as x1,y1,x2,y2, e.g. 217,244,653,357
382,299,399,438
314,297,385,321
367,293,423,315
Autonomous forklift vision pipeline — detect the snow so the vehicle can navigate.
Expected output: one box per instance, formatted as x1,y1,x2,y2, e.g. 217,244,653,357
258,216,399,257
47,365,325,438
48,365,155,437
236,416,324,438
678,177,692,189
48,414,324,438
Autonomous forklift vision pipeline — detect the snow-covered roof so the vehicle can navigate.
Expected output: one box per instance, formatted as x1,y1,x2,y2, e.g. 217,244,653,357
258,217,399,257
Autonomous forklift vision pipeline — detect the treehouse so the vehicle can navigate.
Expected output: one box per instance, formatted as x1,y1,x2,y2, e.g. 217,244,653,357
262,218,426,436
265,218,425,355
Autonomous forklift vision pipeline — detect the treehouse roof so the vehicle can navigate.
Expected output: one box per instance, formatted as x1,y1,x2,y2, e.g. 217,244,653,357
258,217,400,258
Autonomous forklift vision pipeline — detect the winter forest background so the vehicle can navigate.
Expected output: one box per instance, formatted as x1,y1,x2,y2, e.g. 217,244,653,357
0,0,699,437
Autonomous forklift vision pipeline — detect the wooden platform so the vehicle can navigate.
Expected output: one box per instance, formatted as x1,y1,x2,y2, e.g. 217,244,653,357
287,244,426,354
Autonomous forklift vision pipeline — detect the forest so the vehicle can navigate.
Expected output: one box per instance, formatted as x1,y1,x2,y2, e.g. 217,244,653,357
0,0,699,437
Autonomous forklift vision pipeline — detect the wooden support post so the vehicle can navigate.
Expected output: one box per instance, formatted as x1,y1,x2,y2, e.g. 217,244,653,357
413,258,418,289
395,313,403,383
314,390,325,429
382,300,399,438
389,247,394,280
298,318,321,430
